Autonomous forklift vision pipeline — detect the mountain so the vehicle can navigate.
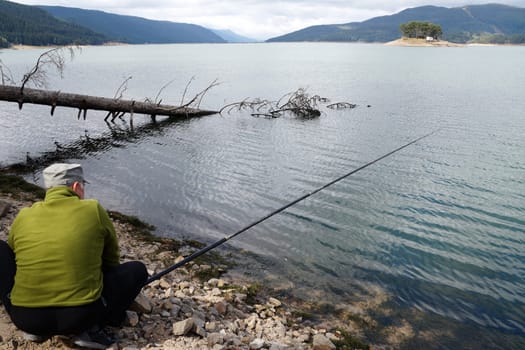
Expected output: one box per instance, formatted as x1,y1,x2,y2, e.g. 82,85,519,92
211,29,257,43
0,0,106,47
40,6,225,44
267,4,525,43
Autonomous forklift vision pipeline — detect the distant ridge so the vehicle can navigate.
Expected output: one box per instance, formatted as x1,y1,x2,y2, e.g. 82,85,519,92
211,29,257,43
0,0,106,47
267,4,525,43
40,6,226,44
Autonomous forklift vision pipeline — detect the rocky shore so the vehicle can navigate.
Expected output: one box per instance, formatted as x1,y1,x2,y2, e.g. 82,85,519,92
0,175,370,350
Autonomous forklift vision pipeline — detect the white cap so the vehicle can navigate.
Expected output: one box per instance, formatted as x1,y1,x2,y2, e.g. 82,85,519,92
43,163,87,189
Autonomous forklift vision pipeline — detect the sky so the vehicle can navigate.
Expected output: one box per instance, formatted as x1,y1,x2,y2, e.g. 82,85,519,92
13,0,525,40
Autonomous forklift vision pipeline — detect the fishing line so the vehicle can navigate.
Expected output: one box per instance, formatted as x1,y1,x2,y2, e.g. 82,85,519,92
144,129,439,285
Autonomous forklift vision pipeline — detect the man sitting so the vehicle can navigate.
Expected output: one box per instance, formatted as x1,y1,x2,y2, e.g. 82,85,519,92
0,163,148,349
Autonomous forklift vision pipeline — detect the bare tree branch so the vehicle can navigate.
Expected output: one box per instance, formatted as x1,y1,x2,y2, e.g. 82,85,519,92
114,76,132,100
219,89,359,119
20,47,79,93
154,79,175,104
180,76,195,106
220,88,329,119
179,79,220,109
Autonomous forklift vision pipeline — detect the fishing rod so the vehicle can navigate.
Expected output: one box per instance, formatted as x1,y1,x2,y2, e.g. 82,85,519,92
144,130,438,285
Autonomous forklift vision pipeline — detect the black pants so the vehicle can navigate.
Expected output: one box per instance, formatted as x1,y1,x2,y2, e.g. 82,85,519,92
0,240,148,336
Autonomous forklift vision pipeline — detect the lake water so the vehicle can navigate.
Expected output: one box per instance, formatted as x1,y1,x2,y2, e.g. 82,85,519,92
1,43,524,348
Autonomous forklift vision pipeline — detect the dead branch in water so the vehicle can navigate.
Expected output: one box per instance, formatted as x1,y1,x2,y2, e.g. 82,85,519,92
0,85,218,119
0,48,218,121
220,88,356,119
327,102,357,110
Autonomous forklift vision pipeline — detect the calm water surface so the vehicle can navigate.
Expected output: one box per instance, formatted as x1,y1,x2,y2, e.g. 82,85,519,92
1,43,524,348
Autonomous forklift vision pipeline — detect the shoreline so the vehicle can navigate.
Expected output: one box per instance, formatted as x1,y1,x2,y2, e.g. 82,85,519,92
5,42,128,51
0,173,370,349
3,40,524,52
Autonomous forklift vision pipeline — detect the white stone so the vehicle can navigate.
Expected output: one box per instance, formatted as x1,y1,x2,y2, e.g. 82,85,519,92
217,279,226,288
159,278,171,289
246,315,258,330
208,278,220,287
149,280,160,288
172,318,194,336
164,287,173,298
179,281,191,290
268,297,282,307
312,334,336,350
130,292,153,313
249,338,265,349
205,321,218,332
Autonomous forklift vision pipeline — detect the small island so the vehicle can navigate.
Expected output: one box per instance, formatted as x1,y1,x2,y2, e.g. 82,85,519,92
385,20,463,47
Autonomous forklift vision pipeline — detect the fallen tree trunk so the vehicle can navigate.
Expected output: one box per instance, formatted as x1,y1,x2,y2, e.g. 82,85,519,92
0,85,218,119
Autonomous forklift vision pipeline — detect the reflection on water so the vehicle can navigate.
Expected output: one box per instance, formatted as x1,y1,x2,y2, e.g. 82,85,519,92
1,43,525,347
1,116,193,173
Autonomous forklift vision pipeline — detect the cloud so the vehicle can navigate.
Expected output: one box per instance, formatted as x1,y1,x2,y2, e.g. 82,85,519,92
13,0,525,40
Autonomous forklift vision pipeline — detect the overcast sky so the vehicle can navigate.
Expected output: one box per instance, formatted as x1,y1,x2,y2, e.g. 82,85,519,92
13,0,525,40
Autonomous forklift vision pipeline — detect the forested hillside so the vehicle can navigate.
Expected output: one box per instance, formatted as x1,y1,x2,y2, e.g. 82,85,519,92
0,0,106,47
40,6,226,44
267,4,525,43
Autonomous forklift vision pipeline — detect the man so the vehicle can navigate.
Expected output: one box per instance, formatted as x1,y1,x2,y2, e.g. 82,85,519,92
0,163,148,349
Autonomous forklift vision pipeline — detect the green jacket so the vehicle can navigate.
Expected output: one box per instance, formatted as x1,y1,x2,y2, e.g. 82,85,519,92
8,186,120,307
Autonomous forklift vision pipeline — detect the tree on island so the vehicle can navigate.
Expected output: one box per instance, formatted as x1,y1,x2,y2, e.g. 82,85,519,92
400,21,443,40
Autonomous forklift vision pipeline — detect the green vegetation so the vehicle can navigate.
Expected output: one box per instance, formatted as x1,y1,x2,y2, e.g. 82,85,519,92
472,33,525,44
400,21,442,39
107,210,156,238
0,172,45,199
0,0,106,46
242,282,262,304
332,329,370,350
192,265,223,281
